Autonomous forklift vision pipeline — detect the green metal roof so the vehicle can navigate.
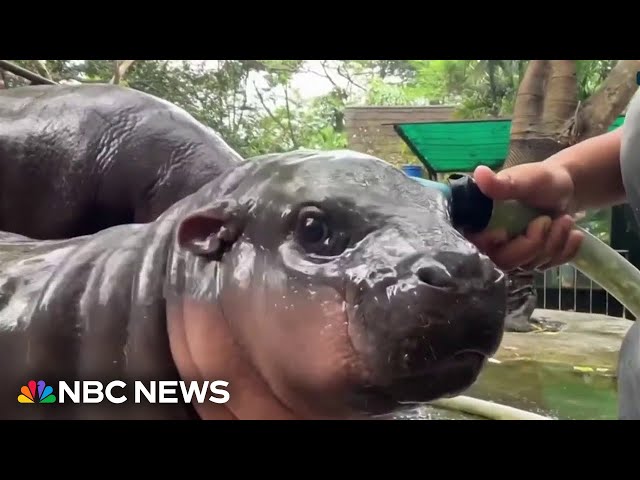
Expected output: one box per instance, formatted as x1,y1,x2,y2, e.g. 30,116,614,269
394,115,627,174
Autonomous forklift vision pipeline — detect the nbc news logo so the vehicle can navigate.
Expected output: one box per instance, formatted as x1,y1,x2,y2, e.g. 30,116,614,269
17,378,230,404
18,380,56,404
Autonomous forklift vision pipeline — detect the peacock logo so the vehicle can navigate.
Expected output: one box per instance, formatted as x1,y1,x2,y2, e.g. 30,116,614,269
18,380,57,404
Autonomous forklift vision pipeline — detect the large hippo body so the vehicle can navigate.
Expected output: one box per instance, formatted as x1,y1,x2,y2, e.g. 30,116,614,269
0,84,243,240
0,150,507,420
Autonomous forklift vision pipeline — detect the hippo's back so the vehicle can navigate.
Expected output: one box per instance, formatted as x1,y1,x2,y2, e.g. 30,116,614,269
0,84,243,240
0,220,189,419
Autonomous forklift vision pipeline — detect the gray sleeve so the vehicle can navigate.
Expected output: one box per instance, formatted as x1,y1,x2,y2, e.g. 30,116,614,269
618,320,640,419
621,90,640,222
617,89,640,419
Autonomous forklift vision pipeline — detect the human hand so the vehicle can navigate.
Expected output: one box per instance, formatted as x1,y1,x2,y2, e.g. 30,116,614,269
466,164,585,272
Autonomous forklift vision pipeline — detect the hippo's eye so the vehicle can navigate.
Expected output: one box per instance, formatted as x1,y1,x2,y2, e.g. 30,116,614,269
295,206,331,252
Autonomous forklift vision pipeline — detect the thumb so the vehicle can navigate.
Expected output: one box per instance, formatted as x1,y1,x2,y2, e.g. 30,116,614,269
473,165,520,201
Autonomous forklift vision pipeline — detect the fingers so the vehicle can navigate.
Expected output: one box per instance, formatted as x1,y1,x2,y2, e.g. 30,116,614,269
537,229,584,269
521,215,575,270
467,214,585,273
473,166,515,201
466,228,509,255
486,216,552,271
472,164,558,209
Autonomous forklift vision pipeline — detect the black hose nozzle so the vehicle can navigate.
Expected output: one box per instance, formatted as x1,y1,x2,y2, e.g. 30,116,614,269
446,173,494,234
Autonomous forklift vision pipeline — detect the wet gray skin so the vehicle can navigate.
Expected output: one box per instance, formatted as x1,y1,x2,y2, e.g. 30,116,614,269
0,83,242,240
0,149,507,419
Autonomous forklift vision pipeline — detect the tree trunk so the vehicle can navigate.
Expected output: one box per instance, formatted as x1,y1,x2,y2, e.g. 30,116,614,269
501,60,640,333
110,60,136,85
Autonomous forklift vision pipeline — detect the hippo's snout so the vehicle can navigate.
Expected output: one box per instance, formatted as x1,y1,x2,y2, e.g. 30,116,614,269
415,249,501,293
346,247,507,416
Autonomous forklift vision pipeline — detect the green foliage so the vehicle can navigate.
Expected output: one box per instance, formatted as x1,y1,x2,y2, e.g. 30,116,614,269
4,59,625,156
576,60,618,100
366,77,413,106
577,208,612,244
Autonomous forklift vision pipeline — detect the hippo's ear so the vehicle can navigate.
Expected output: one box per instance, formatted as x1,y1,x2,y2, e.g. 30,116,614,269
176,200,246,260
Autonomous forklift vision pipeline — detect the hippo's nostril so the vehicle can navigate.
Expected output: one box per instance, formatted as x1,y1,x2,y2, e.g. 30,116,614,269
432,250,484,279
416,264,455,289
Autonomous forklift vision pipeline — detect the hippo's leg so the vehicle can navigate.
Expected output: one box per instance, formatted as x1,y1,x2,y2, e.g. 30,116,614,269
618,91,640,419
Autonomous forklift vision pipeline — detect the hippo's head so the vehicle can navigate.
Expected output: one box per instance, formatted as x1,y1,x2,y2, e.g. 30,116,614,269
168,150,507,419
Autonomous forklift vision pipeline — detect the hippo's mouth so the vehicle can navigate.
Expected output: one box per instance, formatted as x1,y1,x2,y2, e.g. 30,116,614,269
347,350,486,416
340,265,506,417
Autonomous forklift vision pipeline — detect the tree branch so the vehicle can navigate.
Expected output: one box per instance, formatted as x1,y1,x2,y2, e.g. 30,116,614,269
579,59,640,138
253,81,294,147
320,61,342,90
228,63,239,133
336,64,366,91
0,60,57,85
283,86,298,147
36,61,52,80
234,84,249,135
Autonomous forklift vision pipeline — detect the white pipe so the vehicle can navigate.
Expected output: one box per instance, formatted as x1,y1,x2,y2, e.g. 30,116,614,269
429,395,554,420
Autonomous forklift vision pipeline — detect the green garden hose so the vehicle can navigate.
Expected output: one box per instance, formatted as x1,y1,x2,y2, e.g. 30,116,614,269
483,198,640,319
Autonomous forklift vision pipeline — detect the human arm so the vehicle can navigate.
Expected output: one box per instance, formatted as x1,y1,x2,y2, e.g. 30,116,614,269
553,128,626,212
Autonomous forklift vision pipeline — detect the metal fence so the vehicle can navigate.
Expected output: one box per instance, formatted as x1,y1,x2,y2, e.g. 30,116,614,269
534,249,632,319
